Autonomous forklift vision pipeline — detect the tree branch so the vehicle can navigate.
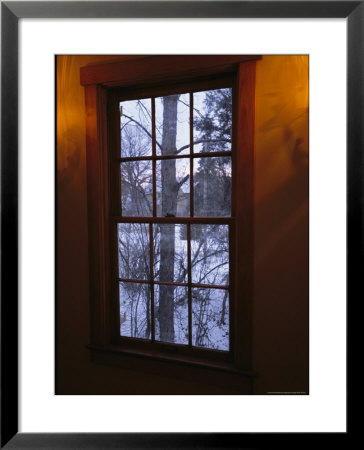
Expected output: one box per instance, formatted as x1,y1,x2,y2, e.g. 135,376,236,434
122,113,163,152
176,174,189,190
178,98,204,119
176,138,231,154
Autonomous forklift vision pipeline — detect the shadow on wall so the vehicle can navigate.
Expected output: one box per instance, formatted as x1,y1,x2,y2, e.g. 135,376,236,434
256,106,308,266
253,55,309,394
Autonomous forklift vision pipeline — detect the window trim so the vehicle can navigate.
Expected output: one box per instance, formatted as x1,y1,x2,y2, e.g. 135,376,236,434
81,55,259,392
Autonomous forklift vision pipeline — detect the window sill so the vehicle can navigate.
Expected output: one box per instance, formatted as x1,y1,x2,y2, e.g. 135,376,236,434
87,344,257,394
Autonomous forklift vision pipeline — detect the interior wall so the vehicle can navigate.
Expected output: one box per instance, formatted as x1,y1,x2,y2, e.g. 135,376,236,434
56,55,309,394
253,56,309,394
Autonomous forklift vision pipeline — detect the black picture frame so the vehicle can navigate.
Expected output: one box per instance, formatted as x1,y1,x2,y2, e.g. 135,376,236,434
1,1,357,448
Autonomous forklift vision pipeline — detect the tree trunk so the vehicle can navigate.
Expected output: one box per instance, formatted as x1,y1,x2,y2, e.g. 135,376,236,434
158,95,179,342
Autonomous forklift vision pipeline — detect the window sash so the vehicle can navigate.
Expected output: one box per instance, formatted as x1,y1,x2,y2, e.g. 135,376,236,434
114,222,233,351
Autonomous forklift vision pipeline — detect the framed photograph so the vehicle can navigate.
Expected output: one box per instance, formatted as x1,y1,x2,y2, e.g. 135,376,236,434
1,1,356,447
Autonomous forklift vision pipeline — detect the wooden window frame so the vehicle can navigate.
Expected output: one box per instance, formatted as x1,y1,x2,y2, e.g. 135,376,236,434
81,55,259,393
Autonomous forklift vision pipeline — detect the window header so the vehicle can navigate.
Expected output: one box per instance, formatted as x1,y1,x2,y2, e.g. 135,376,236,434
80,55,261,87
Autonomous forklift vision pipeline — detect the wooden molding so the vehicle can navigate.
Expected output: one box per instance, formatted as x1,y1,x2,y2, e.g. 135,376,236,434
85,85,111,346
80,54,261,87
233,61,256,369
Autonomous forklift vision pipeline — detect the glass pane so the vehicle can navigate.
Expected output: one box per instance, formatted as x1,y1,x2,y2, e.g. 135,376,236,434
121,160,153,216
156,158,190,217
153,224,188,283
193,88,232,153
154,285,188,345
193,156,231,217
120,99,152,158
155,93,190,156
118,223,150,280
191,225,229,286
119,282,151,339
192,288,229,351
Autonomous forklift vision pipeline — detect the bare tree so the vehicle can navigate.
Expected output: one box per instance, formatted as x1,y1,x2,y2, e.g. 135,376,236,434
158,94,180,342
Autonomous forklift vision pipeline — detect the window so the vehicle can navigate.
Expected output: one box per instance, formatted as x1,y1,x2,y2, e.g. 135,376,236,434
81,56,258,392
114,83,232,353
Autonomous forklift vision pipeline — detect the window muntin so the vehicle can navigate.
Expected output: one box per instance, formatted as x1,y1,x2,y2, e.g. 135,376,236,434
115,85,233,352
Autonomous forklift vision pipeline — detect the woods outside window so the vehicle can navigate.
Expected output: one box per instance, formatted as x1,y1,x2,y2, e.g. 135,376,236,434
81,56,258,391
